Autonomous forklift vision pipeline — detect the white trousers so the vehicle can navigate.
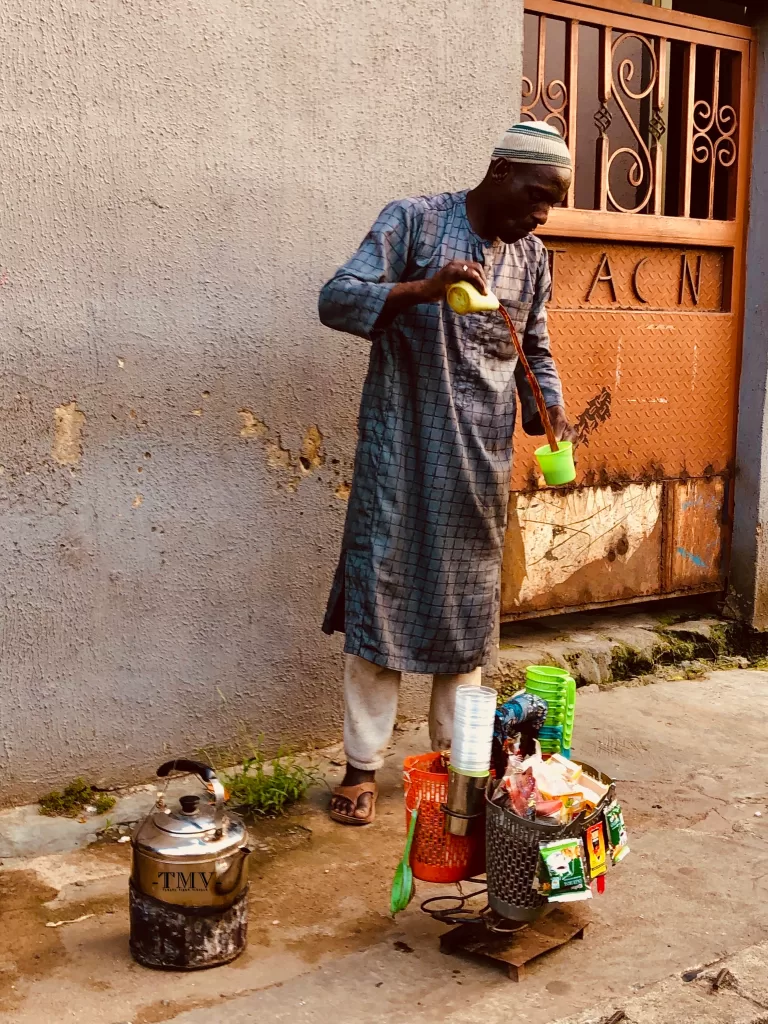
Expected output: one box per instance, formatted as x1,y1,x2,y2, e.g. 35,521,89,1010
343,653,482,771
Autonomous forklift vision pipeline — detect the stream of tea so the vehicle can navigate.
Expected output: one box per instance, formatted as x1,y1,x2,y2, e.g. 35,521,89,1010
497,304,559,452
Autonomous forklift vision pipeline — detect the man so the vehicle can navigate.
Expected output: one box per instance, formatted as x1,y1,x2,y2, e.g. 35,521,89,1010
319,122,575,825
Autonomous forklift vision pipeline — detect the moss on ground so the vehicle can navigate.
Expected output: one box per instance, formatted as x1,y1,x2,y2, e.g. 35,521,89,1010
612,620,766,683
653,611,683,627
496,618,768,695
609,643,657,681
655,632,697,664
655,621,739,664
707,621,734,656
38,778,116,818
496,678,523,704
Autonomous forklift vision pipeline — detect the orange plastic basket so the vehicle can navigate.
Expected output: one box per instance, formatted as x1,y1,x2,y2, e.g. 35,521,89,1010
403,752,486,884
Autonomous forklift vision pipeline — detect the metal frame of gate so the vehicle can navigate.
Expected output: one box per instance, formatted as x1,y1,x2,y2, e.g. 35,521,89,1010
501,0,755,620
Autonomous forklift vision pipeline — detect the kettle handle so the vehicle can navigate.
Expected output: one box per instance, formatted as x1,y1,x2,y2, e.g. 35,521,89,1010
157,759,217,782
156,759,226,837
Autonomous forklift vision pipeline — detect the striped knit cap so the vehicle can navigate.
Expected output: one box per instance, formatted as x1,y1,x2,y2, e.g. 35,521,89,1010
492,121,572,168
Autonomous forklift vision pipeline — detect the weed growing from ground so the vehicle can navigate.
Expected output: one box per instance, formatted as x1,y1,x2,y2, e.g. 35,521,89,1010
220,746,320,816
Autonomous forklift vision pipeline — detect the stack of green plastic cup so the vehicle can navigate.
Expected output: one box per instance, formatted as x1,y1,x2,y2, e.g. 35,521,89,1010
525,666,576,757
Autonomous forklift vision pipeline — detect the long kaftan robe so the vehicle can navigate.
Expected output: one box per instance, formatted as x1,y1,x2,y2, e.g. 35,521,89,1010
319,190,563,674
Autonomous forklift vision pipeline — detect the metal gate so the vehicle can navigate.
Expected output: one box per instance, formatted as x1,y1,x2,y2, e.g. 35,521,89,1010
501,0,755,619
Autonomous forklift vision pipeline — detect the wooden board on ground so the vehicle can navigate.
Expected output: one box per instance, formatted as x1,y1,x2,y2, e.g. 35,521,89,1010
439,907,589,981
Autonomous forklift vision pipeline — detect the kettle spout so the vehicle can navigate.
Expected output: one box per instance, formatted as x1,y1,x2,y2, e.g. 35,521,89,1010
215,847,251,897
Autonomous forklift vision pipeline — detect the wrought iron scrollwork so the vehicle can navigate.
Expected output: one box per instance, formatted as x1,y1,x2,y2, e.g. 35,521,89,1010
649,109,666,143
521,15,568,138
594,104,612,136
605,32,658,215
518,8,742,221
691,50,738,218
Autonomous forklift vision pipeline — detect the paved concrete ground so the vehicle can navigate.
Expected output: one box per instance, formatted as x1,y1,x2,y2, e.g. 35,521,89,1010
553,944,768,1023
2,670,768,1024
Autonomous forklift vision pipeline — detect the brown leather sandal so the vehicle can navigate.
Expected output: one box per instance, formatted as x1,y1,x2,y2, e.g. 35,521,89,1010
329,781,378,826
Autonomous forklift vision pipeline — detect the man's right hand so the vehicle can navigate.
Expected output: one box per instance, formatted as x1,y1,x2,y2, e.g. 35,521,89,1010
376,260,489,328
419,260,488,303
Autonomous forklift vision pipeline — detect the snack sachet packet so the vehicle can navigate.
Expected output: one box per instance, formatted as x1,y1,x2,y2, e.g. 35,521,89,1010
536,837,592,903
604,800,630,864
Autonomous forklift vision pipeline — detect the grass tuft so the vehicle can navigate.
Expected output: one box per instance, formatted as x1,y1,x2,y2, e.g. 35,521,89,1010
220,746,319,817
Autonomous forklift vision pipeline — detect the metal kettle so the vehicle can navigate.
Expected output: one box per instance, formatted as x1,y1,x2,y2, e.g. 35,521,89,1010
129,759,251,970
132,759,251,908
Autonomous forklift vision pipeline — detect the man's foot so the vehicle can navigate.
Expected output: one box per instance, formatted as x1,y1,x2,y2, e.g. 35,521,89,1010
329,766,378,825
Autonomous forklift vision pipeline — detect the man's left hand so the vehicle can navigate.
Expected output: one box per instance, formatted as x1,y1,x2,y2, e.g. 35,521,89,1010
548,405,578,445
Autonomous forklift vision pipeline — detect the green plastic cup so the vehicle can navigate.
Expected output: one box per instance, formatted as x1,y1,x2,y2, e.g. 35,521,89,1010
535,440,576,486
526,666,569,685
533,698,567,709
527,668,576,738
527,680,567,694
527,687,566,702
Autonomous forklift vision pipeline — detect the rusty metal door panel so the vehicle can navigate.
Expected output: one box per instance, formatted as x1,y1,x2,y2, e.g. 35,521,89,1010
510,241,740,491
502,483,663,616
546,241,726,311
664,477,726,591
501,477,726,618
503,0,754,620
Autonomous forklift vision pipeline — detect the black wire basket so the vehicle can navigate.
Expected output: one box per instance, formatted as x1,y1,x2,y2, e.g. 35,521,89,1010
485,760,615,923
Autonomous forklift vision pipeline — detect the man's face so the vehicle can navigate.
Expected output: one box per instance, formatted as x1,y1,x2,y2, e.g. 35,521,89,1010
490,161,571,244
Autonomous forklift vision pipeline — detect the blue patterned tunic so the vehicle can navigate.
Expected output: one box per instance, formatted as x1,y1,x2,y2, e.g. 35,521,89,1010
319,189,563,674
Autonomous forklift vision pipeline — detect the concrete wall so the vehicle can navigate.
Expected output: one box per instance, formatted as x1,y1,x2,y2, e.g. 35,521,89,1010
0,1,523,803
729,13,768,628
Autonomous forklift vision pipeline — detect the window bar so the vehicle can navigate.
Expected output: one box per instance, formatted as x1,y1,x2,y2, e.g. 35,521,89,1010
651,36,667,217
706,49,722,219
522,15,547,118
565,18,579,209
726,49,742,221
679,41,696,218
594,24,613,212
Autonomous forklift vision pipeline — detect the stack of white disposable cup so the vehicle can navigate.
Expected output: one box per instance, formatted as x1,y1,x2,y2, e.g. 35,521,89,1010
449,684,496,776
445,684,496,836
